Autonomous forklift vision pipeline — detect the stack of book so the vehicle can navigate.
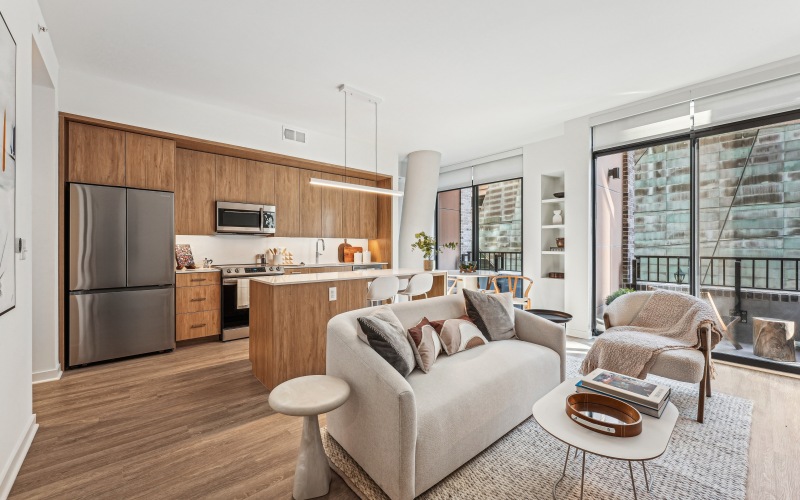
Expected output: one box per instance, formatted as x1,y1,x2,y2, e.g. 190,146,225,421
576,368,671,418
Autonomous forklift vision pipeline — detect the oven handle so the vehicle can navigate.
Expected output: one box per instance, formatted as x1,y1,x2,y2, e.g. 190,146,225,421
223,279,240,285
259,207,264,233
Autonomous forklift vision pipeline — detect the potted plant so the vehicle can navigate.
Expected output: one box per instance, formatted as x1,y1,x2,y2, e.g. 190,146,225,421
605,287,635,305
411,231,457,271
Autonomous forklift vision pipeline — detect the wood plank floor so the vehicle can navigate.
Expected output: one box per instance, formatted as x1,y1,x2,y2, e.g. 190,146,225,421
10,340,800,499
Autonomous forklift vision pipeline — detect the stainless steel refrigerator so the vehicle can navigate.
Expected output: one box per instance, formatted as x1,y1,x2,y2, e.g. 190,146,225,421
68,183,175,367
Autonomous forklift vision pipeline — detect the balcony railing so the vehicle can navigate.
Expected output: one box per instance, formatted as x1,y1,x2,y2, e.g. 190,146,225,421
633,255,800,292
461,251,523,273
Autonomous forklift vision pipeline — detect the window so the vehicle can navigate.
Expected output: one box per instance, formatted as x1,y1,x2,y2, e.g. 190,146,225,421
593,112,800,375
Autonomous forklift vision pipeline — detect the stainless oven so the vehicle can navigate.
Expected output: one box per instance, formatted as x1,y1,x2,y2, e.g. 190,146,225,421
216,264,284,341
216,202,276,235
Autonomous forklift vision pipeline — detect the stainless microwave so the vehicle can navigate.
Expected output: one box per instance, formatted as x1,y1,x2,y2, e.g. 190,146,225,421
216,202,276,235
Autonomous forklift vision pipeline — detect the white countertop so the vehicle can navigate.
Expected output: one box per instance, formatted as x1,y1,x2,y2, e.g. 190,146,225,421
251,268,447,285
175,268,220,274
283,262,389,268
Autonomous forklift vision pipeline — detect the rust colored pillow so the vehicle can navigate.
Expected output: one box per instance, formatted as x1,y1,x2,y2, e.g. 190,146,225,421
407,317,443,373
430,315,487,356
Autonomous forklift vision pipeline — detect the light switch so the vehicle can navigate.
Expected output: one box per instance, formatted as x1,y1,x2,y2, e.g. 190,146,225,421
329,287,337,301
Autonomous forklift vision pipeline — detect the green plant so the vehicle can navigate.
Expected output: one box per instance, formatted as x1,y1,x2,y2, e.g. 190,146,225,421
605,287,635,306
411,231,457,260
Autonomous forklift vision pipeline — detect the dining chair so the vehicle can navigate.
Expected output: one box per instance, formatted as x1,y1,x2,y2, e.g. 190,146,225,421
366,276,400,307
488,275,534,309
396,273,434,301
447,276,461,294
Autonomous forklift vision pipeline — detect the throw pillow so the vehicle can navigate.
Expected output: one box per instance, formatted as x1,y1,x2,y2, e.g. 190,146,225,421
356,306,403,344
407,317,443,373
463,289,516,341
357,308,416,377
430,315,487,355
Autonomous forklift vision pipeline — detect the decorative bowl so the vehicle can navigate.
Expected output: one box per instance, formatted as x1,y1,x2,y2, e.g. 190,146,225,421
566,392,642,437
553,192,565,198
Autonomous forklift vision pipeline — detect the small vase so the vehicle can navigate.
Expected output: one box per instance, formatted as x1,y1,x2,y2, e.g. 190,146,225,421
552,210,563,225
423,260,435,271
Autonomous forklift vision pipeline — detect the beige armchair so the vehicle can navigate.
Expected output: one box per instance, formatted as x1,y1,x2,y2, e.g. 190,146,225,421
603,291,713,423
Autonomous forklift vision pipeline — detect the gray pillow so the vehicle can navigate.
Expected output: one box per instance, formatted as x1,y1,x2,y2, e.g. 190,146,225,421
357,308,416,377
463,289,516,341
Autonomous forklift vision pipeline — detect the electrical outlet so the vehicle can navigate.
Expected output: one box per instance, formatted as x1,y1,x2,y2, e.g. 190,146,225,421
329,287,337,301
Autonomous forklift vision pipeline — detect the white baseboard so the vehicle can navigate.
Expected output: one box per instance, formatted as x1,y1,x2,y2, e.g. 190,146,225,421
0,415,38,500
32,367,63,384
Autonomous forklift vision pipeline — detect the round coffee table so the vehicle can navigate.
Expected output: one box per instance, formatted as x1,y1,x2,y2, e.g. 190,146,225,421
532,378,678,499
268,375,350,500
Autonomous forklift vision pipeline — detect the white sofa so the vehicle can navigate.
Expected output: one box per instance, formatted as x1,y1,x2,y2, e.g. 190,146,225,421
326,294,566,500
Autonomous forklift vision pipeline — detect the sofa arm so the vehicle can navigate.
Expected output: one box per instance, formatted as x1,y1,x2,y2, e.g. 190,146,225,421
325,315,417,500
514,309,567,382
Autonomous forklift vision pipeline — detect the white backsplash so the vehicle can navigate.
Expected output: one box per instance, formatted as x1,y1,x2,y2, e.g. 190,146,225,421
175,235,371,266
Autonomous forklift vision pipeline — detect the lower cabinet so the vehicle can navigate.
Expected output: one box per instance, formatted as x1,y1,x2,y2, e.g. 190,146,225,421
175,272,221,341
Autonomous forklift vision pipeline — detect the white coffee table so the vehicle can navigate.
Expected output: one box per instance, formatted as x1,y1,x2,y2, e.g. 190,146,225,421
532,378,678,499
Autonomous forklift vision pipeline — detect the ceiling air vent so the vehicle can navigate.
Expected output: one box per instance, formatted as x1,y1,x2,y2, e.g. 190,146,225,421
282,126,307,144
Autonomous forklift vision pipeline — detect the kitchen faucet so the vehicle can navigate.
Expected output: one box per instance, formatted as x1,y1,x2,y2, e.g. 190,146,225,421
315,239,325,264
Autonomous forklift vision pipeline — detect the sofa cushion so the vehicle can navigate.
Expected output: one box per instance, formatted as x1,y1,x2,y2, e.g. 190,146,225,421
463,289,516,340
430,315,487,355
357,309,416,377
407,339,561,495
407,317,443,373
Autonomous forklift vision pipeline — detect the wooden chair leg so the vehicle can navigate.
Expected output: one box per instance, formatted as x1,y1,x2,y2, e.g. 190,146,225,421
697,380,705,423
706,370,712,397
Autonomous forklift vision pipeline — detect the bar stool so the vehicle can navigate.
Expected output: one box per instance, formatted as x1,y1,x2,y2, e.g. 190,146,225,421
396,273,434,301
366,276,400,307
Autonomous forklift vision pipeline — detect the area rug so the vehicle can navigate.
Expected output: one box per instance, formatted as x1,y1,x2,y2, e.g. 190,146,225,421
322,355,752,499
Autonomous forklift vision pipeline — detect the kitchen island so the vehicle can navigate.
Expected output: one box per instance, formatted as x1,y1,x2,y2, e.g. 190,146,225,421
249,269,448,390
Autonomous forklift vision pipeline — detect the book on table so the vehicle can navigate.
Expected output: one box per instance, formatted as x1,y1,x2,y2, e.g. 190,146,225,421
577,368,670,414
575,382,669,418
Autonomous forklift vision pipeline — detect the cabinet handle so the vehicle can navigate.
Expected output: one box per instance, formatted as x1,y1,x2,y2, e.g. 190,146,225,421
291,271,302,274
191,278,207,282
190,298,207,302
191,323,207,329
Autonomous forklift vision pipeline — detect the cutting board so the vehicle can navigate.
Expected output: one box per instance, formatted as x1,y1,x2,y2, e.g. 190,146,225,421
344,246,363,263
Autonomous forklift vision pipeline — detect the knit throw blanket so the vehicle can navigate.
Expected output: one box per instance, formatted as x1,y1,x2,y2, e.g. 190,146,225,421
581,290,722,379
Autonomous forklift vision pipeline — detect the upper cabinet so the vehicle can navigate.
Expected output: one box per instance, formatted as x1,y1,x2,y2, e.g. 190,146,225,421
215,155,248,203
299,169,322,237
68,123,125,186
358,179,378,240
274,165,301,237
246,160,275,205
319,173,343,238
125,132,176,191
175,149,216,235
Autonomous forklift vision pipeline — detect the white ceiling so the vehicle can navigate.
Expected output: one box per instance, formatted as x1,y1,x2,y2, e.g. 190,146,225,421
40,0,800,165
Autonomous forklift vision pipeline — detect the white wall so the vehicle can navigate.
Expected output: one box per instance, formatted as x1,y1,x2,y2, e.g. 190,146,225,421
0,0,59,497
175,235,371,267
31,46,58,383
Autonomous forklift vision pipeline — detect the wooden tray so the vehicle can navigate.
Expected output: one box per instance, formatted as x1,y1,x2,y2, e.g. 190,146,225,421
566,392,642,437
343,246,363,263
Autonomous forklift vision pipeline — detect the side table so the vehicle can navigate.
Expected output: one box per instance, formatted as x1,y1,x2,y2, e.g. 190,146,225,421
268,375,350,500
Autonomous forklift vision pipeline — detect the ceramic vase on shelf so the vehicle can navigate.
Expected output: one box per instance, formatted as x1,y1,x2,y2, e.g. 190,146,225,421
552,210,563,225
424,259,435,271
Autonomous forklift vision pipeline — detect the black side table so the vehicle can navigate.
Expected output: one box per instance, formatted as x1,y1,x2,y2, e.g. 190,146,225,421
525,309,573,324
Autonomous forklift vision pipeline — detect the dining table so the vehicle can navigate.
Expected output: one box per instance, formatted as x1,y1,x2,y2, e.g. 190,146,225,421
447,270,498,292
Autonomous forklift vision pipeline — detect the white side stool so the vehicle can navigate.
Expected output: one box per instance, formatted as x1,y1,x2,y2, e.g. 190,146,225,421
268,375,350,500
396,273,434,301
366,275,400,307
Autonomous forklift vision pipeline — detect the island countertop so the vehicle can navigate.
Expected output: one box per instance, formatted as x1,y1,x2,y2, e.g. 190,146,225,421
251,268,448,285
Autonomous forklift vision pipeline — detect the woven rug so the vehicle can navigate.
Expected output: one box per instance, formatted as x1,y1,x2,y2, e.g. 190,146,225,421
322,356,752,499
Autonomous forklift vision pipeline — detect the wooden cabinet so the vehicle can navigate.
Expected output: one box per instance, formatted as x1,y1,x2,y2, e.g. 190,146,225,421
319,173,343,238
246,160,275,205
175,271,221,341
125,132,175,191
299,169,322,237
358,179,378,240
215,155,248,203
68,123,125,186
342,178,361,238
175,149,216,235
274,165,301,237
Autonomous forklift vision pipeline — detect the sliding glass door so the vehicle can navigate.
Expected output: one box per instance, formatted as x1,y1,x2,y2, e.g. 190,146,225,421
593,112,800,374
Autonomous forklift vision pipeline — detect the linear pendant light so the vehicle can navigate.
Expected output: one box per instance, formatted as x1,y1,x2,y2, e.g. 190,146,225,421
310,84,404,197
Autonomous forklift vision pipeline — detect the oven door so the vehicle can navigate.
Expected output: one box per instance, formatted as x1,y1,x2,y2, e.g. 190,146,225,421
221,278,249,340
216,202,263,234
